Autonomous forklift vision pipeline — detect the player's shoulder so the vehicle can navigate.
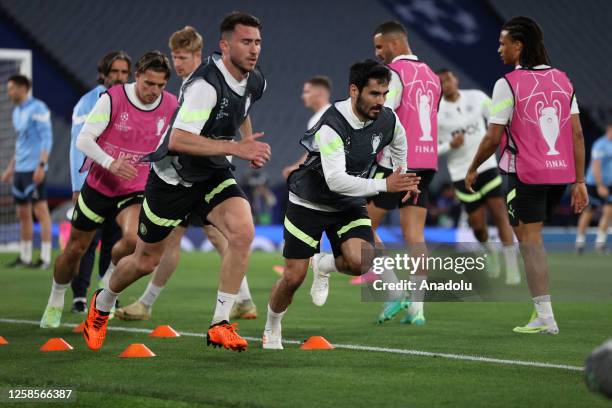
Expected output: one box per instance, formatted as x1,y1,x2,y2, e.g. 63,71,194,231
593,136,609,150
76,85,105,110
492,78,511,97
30,97,49,111
462,89,485,98
463,89,490,105
382,105,397,119
183,77,216,98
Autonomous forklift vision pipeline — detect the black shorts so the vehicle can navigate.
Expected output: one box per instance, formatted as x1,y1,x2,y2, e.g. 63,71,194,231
138,168,247,243
72,182,144,231
366,166,435,209
179,211,211,228
453,168,503,214
12,171,46,204
587,184,612,209
283,201,374,259
506,174,566,227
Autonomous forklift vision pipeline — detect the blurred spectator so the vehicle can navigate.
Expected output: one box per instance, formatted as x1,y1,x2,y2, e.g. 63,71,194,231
427,183,461,227
243,170,277,225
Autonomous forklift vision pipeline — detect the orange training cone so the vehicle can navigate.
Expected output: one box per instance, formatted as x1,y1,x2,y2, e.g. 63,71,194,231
40,338,73,352
0,336,8,345
119,343,156,358
72,322,85,333
149,325,180,338
300,336,334,350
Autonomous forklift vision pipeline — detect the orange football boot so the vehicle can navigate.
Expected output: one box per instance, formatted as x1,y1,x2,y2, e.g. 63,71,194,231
83,289,110,351
206,320,248,352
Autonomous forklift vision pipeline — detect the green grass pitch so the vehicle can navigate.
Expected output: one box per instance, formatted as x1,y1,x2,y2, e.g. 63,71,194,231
0,251,610,407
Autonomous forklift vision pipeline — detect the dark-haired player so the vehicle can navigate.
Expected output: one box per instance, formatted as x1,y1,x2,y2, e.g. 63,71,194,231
40,51,177,329
2,75,53,270
263,59,419,349
466,16,588,334
68,51,130,314
369,21,441,326
83,12,270,352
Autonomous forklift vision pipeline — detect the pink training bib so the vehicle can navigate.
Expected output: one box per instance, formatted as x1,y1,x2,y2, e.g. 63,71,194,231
84,84,178,196
388,58,441,170
503,68,575,184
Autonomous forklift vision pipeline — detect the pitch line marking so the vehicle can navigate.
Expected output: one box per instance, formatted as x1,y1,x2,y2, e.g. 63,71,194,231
0,318,583,372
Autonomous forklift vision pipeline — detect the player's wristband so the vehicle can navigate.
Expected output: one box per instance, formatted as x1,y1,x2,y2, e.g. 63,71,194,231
38,161,46,168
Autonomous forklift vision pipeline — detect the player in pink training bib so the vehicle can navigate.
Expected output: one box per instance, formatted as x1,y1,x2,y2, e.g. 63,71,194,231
466,16,588,335
40,52,177,330
368,21,441,326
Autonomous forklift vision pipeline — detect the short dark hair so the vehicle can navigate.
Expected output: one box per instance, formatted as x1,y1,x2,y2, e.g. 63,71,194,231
7,74,31,90
220,11,261,37
435,68,452,75
97,50,132,84
373,20,407,37
305,76,332,91
349,59,391,92
502,16,550,68
135,51,172,80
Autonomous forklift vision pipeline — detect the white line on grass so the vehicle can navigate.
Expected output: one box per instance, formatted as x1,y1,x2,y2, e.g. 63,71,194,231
0,318,583,372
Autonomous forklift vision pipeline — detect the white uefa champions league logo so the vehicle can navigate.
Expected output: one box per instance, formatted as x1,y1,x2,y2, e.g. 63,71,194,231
115,111,131,132
536,100,562,156
371,133,382,153
416,89,434,142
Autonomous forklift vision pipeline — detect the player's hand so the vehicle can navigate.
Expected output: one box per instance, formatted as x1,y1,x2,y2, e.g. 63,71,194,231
1,168,13,183
571,182,589,214
33,166,45,185
450,131,465,149
109,156,138,180
597,184,609,199
386,167,420,193
235,132,271,164
250,159,265,169
465,169,478,193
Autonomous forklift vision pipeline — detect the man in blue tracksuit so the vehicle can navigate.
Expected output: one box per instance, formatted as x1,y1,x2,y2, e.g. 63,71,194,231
67,51,131,313
2,74,53,269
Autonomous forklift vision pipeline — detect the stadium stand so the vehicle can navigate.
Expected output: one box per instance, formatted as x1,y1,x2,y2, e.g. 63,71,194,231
489,0,612,125
0,0,480,187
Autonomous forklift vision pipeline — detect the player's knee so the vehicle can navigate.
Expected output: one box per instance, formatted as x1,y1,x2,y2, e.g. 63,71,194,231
227,224,254,252
65,237,89,259
283,271,306,291
134,253,159,277
122,233,138,253
17,205,31,220
344,253,363,275
402,230,421,243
